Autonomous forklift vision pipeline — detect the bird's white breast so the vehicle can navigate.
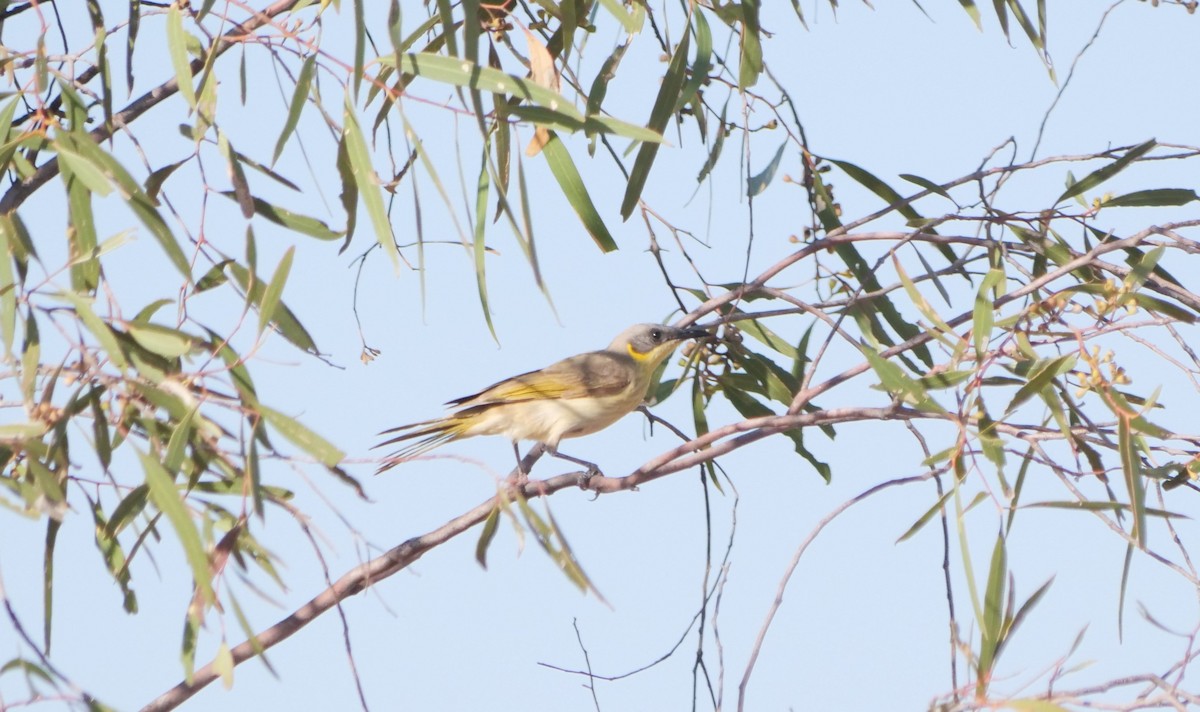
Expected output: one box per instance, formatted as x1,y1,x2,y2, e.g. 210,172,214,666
462,388,642,446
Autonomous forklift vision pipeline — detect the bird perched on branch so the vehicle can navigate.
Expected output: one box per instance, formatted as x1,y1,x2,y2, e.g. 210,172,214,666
375,323,709,477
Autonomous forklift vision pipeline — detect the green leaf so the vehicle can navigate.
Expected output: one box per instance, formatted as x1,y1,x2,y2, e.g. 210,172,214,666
213,642,235,689
56,131,192,279
227,264,318,355
389,53,591,123
29,459,64,503
472,148,497,340
139,451,213,605
811,170,931,368
42,518,59,653
1004,354,1075,415
1131,293,1197,324
258,247,294,336
195,260,232,292
0,422,48,441
506,106,664,144
738,1,763,89
918,370,973,390
258,404,344,467
541,132,617,252
0,224,16,356
224,194,342,241
218,131,254,219
1057,139,1156,204
977,530,1007,687
973,267,1004,358
182,604,201,680
722,386,830,480
956,0,983,29
144,158,187,201
696,101,727,185
1104,188,1199,208
747,141,786,197
899,172,952,199
164,408,196,474
89,496,137,612
56,145,113,197
585,39,630,119
862,346,944,413
677,9,712,112
61,157,100,293
738,349,798,405
127,324,194,359
166,4,196,108
598,0,644,33
335,134,358,253
1118,417,1146,548
1118,542,1133,641
1022,501,1184,519
56,291,127,370
735,314,797,358
343,97,400,268
476,506,500,569
896,489,954,543
1123,245,1163,292
621,27,690,220
105,484,150,540
248,420,264,517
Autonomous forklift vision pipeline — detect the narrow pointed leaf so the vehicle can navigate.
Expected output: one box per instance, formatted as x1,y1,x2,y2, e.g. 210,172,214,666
541,132,616,251
1105,188,1198,208
259,404,344,467
1057,139,1156,204
620,28,690,219
166,4,196,108
343,99,400,268
747,141,787,197
258,247,295,336
140,451,213,604
274,55,316,165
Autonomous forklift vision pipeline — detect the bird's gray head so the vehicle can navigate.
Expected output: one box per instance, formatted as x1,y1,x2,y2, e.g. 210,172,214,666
607,323,709,364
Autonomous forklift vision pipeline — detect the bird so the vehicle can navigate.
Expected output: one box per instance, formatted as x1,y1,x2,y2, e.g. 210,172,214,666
374,323,709,477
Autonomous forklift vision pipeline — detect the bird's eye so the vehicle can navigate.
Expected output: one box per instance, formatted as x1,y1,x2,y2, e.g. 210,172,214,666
650,328,663,341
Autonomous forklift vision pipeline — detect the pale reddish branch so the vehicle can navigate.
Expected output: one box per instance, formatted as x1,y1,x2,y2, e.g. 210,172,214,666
137,386,1200,707
141,406,914,712
734,472,939,712
140,476,507,712
0,0,306,215
733,222,1200,416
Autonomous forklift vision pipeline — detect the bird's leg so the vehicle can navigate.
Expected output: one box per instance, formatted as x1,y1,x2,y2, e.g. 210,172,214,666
510,442,529,483
545,444,602,487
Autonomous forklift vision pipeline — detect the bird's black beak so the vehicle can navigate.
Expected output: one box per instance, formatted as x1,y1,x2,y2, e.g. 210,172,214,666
676,326,710,341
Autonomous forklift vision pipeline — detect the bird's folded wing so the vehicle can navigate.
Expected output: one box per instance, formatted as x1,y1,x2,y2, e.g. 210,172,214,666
448,352,632,407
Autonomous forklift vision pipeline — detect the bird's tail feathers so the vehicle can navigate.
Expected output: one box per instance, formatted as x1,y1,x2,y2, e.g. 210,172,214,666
374,417,469,474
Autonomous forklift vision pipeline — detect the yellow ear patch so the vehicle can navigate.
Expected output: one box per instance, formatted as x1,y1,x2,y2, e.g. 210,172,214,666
626,342,650,361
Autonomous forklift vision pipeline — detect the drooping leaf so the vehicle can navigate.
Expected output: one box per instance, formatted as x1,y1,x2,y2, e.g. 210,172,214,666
257,247,295,337
620,28,690,220
747,141,787,197
258,404,344,467
166,4,196,108
541,132,617,252
1104,188,1198,208
56,292,127,371
139,451,214,606
1057,139,1156,204
738,1,763,89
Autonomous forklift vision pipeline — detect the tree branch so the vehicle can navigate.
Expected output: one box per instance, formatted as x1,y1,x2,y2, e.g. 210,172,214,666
139,405,913,711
